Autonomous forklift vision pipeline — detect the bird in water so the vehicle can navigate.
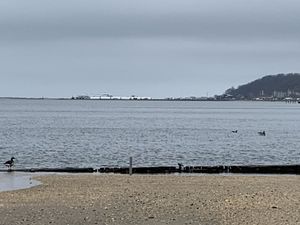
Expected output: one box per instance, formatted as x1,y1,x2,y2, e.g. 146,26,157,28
4,157,15,170
258,131,266,136
232,130,238,133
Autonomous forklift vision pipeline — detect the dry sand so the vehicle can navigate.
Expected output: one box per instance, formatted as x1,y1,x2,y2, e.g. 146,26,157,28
0,174,299,225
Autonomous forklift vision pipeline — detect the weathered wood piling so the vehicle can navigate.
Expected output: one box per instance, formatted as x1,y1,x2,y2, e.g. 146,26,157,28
98,166,177,174
97,165,299,175
0,167,95,173
0,165,299,174
229,165,300,174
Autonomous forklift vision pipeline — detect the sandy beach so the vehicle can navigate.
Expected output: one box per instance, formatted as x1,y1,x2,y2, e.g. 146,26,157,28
0,174,299,225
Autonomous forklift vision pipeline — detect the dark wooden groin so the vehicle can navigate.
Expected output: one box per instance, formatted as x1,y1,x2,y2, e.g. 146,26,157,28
0,167,95,173
0,165,299,174
98,165,299,175
183,165,300,174
229,165,300,174
98,166,177,174
184,166,225,173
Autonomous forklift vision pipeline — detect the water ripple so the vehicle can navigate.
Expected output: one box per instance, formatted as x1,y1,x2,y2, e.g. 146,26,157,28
0,99,299,168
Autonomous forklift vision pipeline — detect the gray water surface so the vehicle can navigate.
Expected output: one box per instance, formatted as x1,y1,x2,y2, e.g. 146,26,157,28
0,99,299,168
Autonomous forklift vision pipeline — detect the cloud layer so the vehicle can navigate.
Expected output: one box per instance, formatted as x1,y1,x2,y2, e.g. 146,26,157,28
1,0,300,97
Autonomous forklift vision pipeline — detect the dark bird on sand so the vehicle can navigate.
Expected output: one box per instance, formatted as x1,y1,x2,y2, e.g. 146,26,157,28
4,157,15,169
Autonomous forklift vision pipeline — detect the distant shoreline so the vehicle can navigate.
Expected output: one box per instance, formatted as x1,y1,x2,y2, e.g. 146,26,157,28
0,97,297,102
0,96,217,101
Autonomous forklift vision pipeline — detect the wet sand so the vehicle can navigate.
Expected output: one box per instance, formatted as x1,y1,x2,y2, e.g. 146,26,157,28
0,174,299,225
0,172,40,192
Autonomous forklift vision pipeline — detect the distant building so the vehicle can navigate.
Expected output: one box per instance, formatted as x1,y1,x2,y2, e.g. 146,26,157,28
75,94,152,100
75,95,90,100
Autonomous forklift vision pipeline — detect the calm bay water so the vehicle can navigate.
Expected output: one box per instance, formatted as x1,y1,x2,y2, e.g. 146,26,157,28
0,99,299,168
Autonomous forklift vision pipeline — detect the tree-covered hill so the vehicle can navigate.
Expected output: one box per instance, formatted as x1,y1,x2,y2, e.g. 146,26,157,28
225,73,300,99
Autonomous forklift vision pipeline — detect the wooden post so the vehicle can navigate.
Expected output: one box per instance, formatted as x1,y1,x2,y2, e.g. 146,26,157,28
129,157,133,175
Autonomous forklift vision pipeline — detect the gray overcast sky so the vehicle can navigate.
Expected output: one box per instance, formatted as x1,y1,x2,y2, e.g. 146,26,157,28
1,0,300,98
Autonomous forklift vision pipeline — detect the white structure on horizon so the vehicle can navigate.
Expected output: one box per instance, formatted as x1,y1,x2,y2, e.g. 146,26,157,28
89,94,152,100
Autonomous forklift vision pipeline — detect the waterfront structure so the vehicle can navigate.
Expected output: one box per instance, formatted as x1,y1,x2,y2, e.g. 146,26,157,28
75,94,152,100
